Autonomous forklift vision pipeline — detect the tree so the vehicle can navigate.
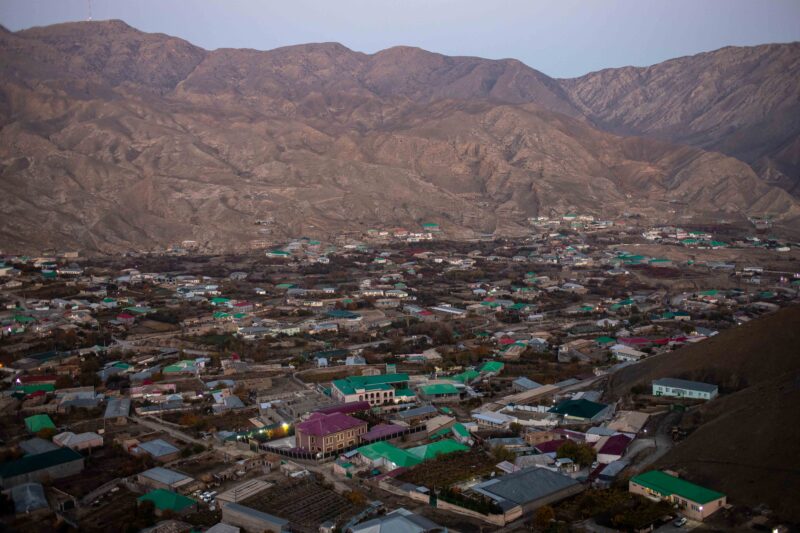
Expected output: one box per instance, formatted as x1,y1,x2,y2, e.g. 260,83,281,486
491,445,516,463
533,505,555,530
509,422,523,436
556,440,596,467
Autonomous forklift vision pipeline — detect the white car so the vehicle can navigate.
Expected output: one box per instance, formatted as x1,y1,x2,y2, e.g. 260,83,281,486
673,517,688,528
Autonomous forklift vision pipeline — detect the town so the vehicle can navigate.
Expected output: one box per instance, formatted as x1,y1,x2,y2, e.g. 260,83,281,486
0,216,798,533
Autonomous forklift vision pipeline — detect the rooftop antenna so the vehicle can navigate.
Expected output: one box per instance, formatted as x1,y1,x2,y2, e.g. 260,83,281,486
87,0,93,21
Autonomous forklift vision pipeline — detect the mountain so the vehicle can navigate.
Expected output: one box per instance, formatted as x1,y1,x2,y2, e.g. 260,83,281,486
1,20,799,253
562,43,800,195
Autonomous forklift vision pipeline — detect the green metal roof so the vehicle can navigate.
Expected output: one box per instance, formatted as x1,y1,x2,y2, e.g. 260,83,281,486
137,489,196,512
333,373,409,395
356,441,421,468
480,361,504,374
25,414,55,433
419,383,460,396
631,471,725,505
407,439,469,460
451,369,480,384
548,399,607,419
15,384,55,395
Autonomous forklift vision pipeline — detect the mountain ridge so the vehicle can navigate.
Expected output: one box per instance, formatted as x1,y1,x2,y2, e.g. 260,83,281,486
1,20,799,253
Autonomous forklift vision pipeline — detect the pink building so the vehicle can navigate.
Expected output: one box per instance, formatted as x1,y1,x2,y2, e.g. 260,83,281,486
295,412,367,453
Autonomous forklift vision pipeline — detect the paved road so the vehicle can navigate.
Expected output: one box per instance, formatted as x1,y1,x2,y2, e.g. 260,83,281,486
627,411,680,469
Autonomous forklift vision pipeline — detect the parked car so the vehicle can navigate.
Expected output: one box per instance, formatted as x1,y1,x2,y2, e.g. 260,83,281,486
673,517,688,527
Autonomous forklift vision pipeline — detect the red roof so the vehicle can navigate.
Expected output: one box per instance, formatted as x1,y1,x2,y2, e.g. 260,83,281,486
598,434,632,457
117,313,135,320
499,338,515,345
296,412,366,437
535,439,572,454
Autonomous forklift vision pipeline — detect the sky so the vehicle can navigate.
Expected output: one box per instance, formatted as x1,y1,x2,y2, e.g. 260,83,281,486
1,0,799,78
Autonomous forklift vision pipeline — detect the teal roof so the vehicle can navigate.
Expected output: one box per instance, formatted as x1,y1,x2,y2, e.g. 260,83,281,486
407,439,469,461
357,441,420,468
419,383,460,396
333,373,409,395
480,361,504,374
25,414,56,433
631,471,725,505
549,399,607,419
138,489,196,512
451,369,480,384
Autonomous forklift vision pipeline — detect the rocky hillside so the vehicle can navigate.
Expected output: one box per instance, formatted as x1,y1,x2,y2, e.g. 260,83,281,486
1,21,799,253
562,43,800,195
606,306,800,522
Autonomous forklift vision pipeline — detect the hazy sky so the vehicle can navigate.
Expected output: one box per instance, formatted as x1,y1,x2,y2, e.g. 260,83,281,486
2,0,799,77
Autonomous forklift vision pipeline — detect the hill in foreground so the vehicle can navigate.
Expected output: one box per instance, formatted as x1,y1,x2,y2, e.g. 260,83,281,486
608,306,800,522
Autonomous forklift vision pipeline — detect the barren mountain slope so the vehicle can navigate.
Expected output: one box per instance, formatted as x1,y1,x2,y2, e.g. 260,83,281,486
606,306,800,522
1,21,798,253
562,43,800,195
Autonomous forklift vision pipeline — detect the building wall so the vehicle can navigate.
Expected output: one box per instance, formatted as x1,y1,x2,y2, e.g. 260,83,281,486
652,384,717,400
519,483,586,515
297,423,368,453
222,504,286,533
629,481,726,521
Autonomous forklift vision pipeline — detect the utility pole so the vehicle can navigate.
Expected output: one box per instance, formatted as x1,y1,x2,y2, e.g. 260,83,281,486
87,0,93,21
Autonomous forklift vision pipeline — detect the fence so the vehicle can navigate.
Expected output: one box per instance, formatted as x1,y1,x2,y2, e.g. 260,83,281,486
258,423,427,462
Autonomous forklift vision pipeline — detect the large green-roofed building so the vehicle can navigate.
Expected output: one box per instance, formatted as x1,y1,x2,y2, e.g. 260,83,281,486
548,399,609,422
357,439,468,470
407,439,469,461
331,373,410,406
630,470,726,521
418,383,461,401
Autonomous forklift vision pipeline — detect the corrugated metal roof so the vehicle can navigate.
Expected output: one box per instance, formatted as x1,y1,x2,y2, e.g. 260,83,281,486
472,467,579,505
652,378,718,393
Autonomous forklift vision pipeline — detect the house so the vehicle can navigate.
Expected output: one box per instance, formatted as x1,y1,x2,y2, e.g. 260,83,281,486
0,448,84,488
652,378,718,400
629,470,726,521
52,431,103,451
295,412,368,453
104,397,131,424
135,439,181,463
606,410,650,434
471,467,584,519
548,399,611,423
137,467,195,492
512,377,542,392
473,411,517,430
331,373,410,406
596,434,632,464
10,482,50,516
610,344,647,362
417,383,462,402
24,414,56,434
137,489,197,517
